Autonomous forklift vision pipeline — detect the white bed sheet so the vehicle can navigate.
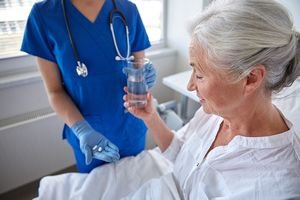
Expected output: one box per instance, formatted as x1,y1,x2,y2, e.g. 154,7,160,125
34,149,174,200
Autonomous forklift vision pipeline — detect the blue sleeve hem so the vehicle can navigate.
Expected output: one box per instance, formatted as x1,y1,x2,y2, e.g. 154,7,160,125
21,3,56,63
20,47,57,63
131,43,151,53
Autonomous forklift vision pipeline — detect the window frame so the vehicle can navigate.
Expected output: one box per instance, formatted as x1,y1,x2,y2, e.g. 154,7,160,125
148,0,168,51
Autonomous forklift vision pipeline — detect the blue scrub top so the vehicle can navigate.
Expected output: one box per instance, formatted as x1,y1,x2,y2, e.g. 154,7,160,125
21,0,150,158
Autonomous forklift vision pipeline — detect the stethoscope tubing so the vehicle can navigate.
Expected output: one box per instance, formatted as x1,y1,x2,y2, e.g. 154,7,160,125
62,0,81,64
110,22,130,61
61,0,132,77
109,2,131,60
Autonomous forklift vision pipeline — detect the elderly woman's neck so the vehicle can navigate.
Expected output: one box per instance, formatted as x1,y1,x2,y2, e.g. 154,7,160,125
222,96,289,138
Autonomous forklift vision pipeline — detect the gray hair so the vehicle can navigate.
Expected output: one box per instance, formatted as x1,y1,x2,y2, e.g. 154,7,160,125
188,0,300,92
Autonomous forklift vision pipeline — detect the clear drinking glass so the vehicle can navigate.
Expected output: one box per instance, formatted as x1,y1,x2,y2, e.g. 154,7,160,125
126,58,149,108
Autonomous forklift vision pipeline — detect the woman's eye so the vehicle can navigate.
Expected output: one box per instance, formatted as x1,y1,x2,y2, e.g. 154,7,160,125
196,75,203,79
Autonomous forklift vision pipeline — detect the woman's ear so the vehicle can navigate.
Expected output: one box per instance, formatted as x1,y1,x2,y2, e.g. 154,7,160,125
244,64,266,95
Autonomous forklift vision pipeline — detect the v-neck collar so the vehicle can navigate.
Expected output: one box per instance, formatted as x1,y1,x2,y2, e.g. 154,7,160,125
66,0,109,25
63,0,115,58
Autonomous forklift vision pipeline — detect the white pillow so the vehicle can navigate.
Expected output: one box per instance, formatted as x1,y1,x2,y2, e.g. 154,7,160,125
272,78,300,135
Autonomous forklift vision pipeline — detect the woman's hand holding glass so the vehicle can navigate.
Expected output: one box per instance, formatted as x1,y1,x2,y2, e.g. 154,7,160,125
123,87,156,122
71,120,120,165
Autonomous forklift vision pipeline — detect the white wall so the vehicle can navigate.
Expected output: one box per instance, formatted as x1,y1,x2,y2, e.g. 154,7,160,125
166,0,207,118
167,0,208,72
277,0,300,30
148,49,178,103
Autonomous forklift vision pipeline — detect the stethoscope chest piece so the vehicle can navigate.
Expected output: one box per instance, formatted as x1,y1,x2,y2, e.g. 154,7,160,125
62,0,129,77
76,61,88,77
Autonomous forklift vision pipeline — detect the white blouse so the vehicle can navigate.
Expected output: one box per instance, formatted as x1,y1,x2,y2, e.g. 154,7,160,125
163,108,300,199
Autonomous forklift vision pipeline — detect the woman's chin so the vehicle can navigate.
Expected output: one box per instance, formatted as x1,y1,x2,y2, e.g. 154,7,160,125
202,104,211,114
201,103,215,115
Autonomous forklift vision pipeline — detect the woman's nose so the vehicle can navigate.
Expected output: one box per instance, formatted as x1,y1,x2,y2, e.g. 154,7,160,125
187,74,196,91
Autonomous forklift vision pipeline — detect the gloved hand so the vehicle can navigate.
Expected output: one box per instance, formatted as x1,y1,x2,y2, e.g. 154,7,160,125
71,120,120,165
123,61,156,89
143,61,156,89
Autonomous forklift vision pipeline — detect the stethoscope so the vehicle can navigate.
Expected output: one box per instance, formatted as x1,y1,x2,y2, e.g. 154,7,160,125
61,0,132,77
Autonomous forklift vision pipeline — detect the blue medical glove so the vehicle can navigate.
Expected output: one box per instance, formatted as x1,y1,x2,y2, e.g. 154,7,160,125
123,62,156,89
144,62,156,89
71,120,120,165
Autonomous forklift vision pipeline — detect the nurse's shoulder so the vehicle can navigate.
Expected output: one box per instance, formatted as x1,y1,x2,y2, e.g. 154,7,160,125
114,0,139,13
31,0,62,15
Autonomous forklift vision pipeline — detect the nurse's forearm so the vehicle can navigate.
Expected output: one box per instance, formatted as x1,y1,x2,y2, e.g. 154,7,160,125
132,51,145,60
144,111,174,152
48,89,83,127
36,57,83,127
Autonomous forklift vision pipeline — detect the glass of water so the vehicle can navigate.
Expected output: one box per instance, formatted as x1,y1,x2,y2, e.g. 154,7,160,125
126,58,149,108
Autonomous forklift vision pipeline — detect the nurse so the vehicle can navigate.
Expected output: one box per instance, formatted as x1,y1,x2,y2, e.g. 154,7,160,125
21,0,156,173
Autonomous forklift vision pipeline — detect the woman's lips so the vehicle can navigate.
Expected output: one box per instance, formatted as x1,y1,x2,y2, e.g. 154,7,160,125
198,95,204,103
197,94,202,99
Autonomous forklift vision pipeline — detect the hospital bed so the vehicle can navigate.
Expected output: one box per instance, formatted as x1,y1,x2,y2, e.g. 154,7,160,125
33,77,300,200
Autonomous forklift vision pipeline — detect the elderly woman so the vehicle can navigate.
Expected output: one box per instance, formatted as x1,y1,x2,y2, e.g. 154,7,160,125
124,0,300,199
